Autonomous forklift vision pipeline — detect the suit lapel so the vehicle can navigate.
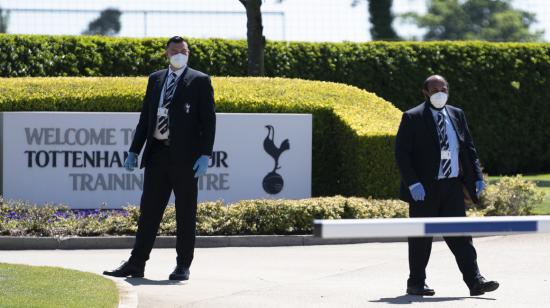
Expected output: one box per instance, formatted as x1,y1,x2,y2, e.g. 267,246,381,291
152,69,168,111
422,101,440,146
446,107,465,142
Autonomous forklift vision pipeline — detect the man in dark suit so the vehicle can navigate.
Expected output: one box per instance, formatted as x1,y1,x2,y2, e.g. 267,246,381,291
395,75,499,296
104,36,216,281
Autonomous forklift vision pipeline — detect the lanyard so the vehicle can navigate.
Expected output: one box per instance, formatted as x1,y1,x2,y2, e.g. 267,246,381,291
162,68,186,107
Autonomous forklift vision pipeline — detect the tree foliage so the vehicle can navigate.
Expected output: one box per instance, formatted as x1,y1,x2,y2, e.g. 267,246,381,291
82,8,122,36
404,0,544,42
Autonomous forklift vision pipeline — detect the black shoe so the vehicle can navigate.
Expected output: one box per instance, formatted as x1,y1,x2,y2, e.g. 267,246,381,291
169,265,190,281
103,261,144,278
470,277,499,296
407,284,435,296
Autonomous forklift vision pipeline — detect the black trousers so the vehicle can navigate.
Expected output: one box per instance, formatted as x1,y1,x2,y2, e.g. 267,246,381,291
407,178,481,288
129,140,198,268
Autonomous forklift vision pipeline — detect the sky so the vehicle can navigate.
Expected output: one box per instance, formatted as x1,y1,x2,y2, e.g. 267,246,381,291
0,0,549,42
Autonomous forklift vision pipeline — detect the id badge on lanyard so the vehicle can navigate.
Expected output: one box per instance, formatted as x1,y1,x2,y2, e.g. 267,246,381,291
157,107,168,117
441,150,451,160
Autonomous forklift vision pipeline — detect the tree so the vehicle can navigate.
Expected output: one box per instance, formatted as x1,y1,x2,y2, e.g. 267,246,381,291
83,8,122,36
0,7,9,33
239,0,267,76
352,0,399,40
239,0,399,75
403,0,544,42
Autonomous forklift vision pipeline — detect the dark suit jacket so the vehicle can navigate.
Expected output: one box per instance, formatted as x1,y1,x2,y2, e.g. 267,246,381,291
395,102,483,204
129,67,216,169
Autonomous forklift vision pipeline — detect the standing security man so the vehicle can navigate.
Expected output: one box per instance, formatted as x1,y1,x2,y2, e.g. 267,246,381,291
104,36,216,281
395,75,498,296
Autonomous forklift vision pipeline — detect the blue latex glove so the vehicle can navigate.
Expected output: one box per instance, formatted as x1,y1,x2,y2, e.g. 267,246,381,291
475,180,486,197
409,183,426,202
193,155,210,178
123,152,138,172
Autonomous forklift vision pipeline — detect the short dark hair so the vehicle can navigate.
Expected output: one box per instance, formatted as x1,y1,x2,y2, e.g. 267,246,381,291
166,36,186,48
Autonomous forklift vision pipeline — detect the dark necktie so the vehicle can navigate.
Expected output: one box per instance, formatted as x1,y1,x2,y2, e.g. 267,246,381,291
157,72,178,135
437,111,452,178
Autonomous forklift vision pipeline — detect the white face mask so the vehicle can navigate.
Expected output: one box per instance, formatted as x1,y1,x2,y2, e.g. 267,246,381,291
170,53,188,69
429,92,448,109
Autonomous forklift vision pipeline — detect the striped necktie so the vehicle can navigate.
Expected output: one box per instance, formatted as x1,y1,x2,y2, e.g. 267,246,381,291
158,72,178,135
437,111,452,178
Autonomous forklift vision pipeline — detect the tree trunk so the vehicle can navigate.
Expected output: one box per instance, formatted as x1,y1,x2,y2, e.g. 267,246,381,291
369,0,398,40
243,0,265,76
0,8,9,33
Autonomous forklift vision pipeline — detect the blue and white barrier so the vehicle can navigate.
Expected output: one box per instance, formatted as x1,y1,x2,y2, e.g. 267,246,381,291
313,216,550,238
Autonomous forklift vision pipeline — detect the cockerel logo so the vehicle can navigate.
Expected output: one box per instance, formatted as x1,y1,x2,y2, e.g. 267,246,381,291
262,125,290,194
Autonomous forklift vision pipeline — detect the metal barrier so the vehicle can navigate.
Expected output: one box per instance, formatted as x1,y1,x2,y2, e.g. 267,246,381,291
314,216,550,238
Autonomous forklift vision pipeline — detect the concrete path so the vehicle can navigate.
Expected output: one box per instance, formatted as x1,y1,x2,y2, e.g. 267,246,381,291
2,233,549,307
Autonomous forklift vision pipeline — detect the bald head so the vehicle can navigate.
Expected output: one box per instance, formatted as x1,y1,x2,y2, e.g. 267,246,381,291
423,75,449,98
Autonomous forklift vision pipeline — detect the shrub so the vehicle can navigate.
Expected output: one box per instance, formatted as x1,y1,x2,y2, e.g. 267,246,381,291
0,77,402,198
1,174,543,236
476,175,545,216
195,197,408,235
0,196,408,236
1,34,549,174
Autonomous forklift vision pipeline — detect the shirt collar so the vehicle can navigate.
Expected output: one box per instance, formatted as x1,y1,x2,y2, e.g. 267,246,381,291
430,106,448,117
168,65,186,78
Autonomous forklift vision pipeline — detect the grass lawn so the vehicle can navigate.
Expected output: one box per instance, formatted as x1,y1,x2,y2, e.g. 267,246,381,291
0,263,118,308
489,173,550,215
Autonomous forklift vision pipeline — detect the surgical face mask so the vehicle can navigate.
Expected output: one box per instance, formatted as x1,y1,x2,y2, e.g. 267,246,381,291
170,53,188,69
429,92,448,109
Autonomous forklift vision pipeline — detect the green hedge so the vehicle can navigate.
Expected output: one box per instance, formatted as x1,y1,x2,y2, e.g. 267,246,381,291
0,77,402,198
1,35,548,174
0,197,408,236
0,35,245,77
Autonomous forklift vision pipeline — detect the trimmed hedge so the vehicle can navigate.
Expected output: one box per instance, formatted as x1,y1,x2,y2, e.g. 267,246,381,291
1,35,548,174
0,77,403,198
0,197,408,236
